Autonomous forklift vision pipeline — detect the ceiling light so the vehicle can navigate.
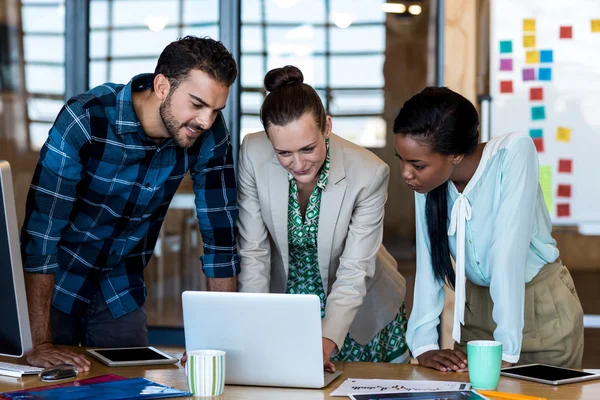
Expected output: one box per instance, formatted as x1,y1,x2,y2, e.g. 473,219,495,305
331,12,354,29
381,3,407,14
408,5,422,15
146,16,167,32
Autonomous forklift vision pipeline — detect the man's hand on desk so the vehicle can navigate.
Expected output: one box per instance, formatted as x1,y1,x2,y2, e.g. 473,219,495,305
207,277,237,292
180,352,188,368
322,337,337,373
26,343,91,371
417,349,468,372
502,361,513,368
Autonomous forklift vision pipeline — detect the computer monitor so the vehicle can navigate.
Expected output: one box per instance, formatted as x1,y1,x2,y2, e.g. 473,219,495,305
0,160,32,357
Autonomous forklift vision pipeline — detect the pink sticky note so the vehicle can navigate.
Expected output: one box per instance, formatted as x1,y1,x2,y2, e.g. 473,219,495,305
523,68,536,81
500,59,513,71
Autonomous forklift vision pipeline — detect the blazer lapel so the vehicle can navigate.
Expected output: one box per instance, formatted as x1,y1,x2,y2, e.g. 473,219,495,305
318,137,346,292
269,161,290,275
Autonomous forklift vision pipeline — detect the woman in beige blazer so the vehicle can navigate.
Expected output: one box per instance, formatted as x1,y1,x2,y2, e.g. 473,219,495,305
237,66,408,370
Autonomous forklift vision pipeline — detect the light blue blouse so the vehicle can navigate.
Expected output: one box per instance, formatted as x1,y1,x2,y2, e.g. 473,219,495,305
406,132,559,363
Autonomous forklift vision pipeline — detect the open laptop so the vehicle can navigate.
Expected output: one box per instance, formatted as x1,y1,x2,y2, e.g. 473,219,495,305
182,291,343,388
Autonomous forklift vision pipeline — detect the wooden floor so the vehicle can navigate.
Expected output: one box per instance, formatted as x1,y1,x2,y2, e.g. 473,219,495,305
144,236,600,368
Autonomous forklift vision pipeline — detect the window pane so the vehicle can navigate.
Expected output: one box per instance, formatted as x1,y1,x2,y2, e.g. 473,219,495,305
27,98,64,122
111,0,179,28
90,31,108,59
265,0,325,23
267,25,325,55
330,89,384,115
330,26,384,53
111,28,179,57
241,115,263,142
332,116,386,148
25,65,64,94
241,55,265,88
23,35,64,63
90,0,109,28
184,25,219,40
242,0,261,23
29,122,53,151
242,26,263,52
89,61,108,87
241,91,264,115
330,55,383,88
330,0,385,24
184,0,219,24
22,6,65,33
267,55,325,87
109,60,157,83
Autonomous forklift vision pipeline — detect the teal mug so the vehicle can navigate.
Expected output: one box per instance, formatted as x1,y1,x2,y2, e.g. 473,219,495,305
467,340,502,390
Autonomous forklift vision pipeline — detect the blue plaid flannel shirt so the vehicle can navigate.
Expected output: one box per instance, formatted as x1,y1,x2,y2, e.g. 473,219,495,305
20,73,240,318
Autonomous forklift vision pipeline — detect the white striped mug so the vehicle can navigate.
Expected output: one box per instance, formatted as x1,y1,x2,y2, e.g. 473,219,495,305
185,350,226,397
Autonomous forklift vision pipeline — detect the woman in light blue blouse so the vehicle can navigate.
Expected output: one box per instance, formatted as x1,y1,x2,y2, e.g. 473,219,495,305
393,87,584,371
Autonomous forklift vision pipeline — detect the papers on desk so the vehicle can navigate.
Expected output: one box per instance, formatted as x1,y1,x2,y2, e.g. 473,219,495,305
349,390,487,400
331,378,471,397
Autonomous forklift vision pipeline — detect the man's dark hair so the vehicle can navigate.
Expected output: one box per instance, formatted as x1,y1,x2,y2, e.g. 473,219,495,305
154,36,237,90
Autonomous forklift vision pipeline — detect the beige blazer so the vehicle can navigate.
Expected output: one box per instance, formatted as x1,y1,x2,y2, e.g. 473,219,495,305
237,131,406,350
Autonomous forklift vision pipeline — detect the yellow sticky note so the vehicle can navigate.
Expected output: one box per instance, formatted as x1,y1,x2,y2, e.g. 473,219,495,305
526,50,540,64
556,126,572,142
592,19,600,32
539,165,553,214
523,18,536,32
523,35,536,48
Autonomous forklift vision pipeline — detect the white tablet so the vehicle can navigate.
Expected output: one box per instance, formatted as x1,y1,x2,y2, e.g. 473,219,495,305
86,346,179,367
501,363,600,386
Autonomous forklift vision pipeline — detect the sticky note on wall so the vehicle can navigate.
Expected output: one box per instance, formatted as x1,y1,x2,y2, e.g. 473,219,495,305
526,51,540,64
530,87,543,101
556,126,572,142
557,184,572,198
523,35,536,48
500,59,513,71
531,106,546,120
500,81,513,93
592,19,600,32
540,50,553,63
523,68,536,81
523,19,536,32
560,26,573,38
500,40,513,53
557,204,571,217
538,68,552,81
558,159,573,173
539,165,553,213
533,137,544,152
529,128,543,138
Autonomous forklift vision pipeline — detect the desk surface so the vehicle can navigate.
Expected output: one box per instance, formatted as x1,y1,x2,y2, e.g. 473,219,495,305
1,347,599,399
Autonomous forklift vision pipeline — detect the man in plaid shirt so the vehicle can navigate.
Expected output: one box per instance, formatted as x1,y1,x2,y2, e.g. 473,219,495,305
21,36,239,370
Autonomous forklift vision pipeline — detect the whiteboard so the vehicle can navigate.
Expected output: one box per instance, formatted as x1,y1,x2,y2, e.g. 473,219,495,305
490,0,600,232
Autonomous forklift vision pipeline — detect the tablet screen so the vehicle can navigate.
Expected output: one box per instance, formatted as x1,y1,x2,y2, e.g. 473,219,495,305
93,347,169,362
503,364,594,381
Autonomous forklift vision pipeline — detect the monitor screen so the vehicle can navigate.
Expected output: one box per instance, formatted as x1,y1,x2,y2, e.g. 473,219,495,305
0,161,32,357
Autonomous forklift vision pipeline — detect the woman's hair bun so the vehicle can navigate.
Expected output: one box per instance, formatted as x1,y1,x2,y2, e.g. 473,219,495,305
264,65,304,92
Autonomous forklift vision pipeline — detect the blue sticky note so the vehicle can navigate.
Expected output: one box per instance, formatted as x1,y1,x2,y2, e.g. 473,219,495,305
539,67,552,81
529,128,544,138
532,106,546,120
500,40,513,53
540,50,553,63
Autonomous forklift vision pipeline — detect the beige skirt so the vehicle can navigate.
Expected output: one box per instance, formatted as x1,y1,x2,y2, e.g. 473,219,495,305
454,258,584,368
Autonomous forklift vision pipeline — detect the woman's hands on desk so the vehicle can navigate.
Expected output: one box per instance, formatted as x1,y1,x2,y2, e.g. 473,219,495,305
26,343,91,371
181,351,188,368
322,337,337,373
417,349,467,372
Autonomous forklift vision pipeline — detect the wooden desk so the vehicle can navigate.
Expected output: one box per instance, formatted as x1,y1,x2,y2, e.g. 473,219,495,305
1,347,600,399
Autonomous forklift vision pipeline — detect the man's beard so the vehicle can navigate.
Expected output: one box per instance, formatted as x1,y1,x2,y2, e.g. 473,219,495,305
158,93,202,149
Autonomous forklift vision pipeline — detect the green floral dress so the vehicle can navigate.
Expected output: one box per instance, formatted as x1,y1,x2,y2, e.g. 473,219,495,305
286,141,409,363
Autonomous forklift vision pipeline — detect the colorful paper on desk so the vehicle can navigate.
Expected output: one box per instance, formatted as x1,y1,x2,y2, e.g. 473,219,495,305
350,390,486,400
330,379,470,397
0,377,191,400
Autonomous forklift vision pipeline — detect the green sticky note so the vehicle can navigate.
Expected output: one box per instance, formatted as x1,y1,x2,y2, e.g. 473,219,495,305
500,40,513,53
539,165,553,214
